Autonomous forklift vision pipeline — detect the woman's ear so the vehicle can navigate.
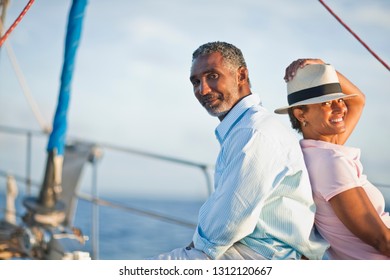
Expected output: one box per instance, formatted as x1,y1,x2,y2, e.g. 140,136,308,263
292,107,305,123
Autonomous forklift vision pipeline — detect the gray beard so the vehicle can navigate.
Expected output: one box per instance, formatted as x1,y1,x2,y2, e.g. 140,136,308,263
207,109,228,119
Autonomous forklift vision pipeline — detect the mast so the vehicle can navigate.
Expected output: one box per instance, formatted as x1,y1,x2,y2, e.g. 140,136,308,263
28,0,88,220
0,0,10,35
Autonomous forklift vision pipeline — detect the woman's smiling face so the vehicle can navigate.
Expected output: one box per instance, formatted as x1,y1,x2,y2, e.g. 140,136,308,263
300,98,348,143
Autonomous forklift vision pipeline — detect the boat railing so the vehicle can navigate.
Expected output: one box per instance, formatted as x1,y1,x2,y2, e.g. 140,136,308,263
0,124,214,259
2,124,390,259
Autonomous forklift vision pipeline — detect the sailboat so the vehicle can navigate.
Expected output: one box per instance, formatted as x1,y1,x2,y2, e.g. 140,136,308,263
0,0,98,260
0,0,212,260
0,0,389,260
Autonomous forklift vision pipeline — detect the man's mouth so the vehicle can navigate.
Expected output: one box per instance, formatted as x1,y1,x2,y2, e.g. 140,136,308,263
202,95,220,107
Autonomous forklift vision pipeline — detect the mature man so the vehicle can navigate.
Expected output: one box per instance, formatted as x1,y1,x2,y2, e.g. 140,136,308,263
152,41,328,260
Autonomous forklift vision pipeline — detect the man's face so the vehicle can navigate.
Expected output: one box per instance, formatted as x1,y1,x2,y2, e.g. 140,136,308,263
189,52,241,119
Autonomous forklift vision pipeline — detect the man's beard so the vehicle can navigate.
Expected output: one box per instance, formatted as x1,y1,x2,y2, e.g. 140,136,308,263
201,93,231,118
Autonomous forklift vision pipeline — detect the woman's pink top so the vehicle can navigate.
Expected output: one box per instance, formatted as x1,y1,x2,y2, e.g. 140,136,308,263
300,139,390,259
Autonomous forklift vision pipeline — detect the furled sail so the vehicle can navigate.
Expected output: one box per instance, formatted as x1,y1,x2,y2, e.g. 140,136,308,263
37,0,88,211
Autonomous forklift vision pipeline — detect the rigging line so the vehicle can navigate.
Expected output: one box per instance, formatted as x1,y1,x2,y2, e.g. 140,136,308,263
0,0,10,62
0,3,50,133
3,41,51,133
318,0,390,72
0,0,34,47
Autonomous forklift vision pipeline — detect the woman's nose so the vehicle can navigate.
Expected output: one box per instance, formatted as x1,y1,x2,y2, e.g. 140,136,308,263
332,100,346,112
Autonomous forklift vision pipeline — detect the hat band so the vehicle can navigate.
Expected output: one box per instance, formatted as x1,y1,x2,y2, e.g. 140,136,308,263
288,83,342,105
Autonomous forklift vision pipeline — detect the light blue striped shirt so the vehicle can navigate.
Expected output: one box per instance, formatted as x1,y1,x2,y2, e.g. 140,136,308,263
193,94,328,259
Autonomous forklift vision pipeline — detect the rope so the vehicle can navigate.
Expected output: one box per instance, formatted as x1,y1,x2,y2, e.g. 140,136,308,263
0,0,35,47
319,0,390,72
4,42,51,133
0,2,50,133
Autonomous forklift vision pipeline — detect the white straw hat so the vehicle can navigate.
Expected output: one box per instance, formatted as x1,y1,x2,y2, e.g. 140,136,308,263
274,63,357,114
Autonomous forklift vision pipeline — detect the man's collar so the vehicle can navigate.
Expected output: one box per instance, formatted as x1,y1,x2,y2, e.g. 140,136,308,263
215,94,261,143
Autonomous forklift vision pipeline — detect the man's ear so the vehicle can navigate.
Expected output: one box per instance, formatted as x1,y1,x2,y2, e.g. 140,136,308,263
237,66,248,83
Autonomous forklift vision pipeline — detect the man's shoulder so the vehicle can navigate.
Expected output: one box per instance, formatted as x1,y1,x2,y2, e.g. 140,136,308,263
243,106,292,134
228,108,300,153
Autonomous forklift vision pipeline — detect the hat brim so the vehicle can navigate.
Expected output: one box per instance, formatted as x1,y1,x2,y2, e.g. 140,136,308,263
274,92,358,114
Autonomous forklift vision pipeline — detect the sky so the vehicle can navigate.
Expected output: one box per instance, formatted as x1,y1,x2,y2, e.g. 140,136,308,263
0,0,389,200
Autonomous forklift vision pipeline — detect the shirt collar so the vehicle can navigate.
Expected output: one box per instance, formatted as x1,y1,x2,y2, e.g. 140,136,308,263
215,94,262,143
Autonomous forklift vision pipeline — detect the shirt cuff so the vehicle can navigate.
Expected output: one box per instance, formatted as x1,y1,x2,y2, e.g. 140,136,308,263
192,228,224,259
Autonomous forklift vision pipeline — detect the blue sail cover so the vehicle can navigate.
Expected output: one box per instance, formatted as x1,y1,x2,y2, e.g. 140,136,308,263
47,0,88,155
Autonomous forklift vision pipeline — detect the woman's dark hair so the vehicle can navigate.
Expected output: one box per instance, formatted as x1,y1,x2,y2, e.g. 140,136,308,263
287,105,308,134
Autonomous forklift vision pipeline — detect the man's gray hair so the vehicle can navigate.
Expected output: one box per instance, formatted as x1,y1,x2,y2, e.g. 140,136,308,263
192,41,247,70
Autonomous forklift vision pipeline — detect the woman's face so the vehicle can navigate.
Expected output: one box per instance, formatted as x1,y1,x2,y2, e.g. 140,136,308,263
299,98,348,143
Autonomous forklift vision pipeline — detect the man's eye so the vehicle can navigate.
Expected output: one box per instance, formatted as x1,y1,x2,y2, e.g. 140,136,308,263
191,80,200,86
338,98,345,104
208,73,218,79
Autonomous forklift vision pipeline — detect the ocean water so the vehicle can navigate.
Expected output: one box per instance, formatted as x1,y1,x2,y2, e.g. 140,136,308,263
73,196,203,260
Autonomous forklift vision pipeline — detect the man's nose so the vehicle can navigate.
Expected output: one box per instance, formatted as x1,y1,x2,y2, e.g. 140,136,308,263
199,80,211,96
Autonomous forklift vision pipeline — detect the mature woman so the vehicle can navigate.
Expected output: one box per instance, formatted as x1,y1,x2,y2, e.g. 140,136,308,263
274,59,390,259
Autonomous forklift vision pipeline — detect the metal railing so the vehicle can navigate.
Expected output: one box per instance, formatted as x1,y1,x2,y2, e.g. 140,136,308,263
2,124,390,259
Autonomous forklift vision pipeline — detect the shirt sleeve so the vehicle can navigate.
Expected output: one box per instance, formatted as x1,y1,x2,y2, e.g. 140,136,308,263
193,128,287,259
313,150,361,201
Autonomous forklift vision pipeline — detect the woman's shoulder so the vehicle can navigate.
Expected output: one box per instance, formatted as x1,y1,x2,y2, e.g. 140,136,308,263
300,140,359,173
300,139,360,158
300,140,339,157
